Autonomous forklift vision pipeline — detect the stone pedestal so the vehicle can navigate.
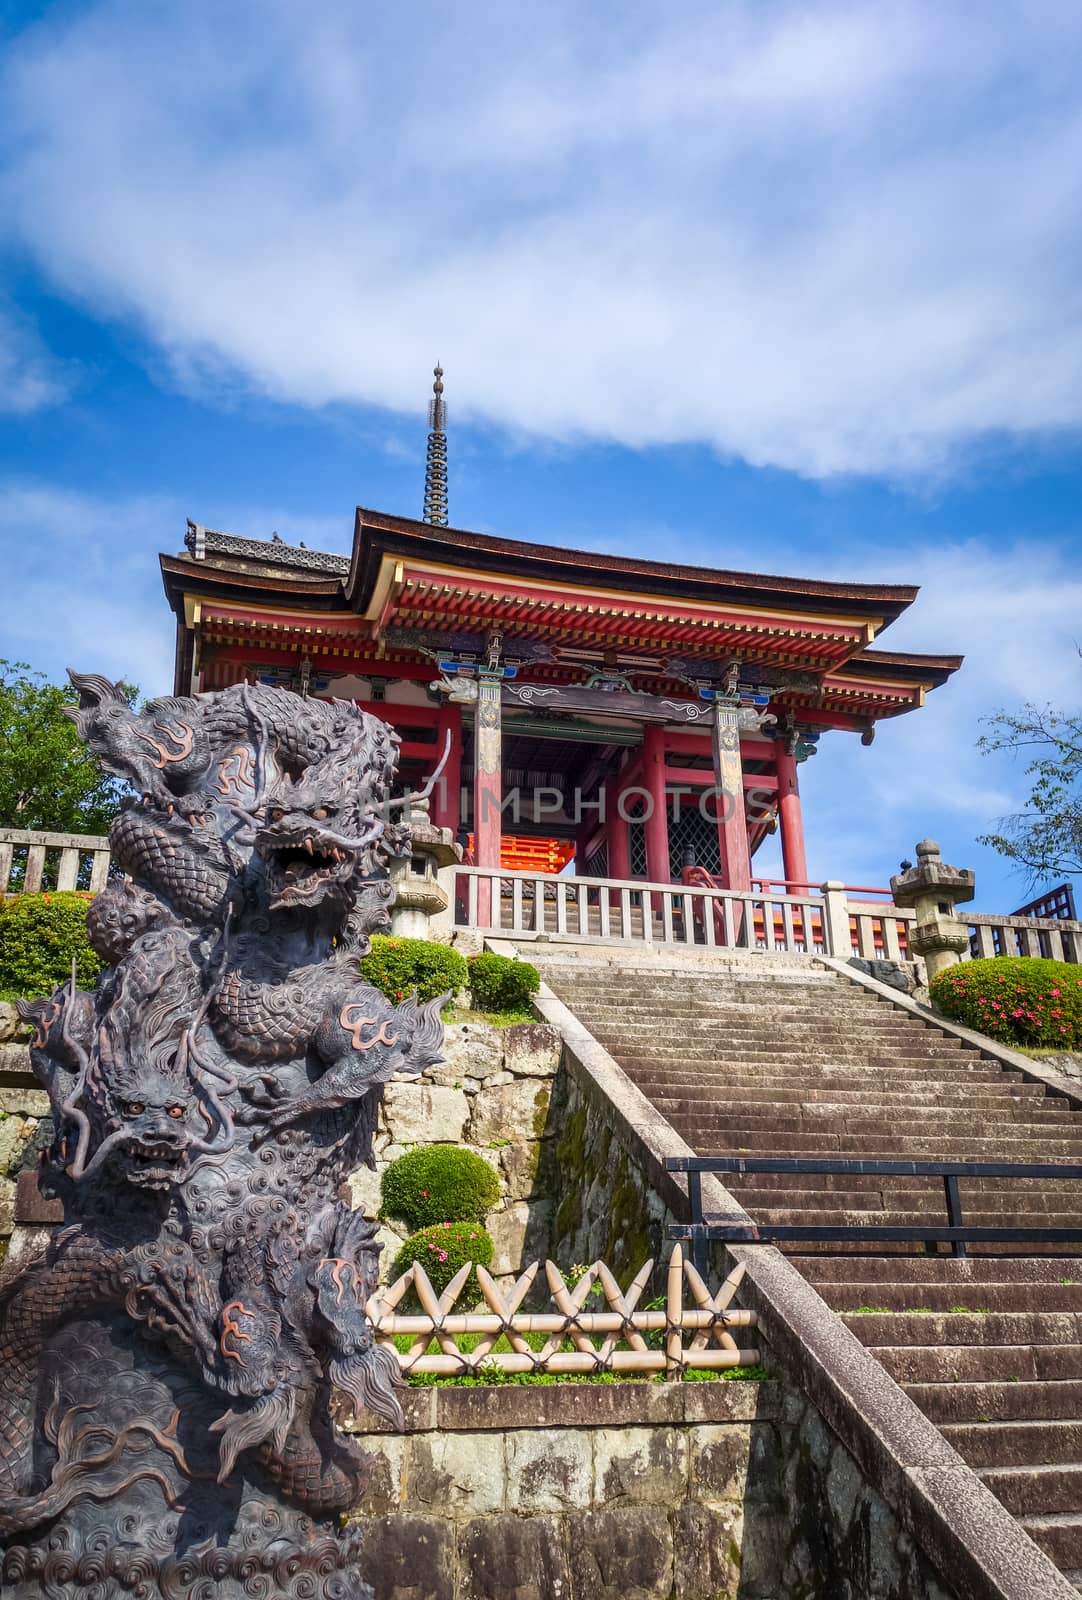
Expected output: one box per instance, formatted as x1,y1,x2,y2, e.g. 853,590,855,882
890,839,975,979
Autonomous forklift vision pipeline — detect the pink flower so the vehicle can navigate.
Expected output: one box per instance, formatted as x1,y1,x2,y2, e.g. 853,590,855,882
1052,989,1062,997
1012,1009,1023,1018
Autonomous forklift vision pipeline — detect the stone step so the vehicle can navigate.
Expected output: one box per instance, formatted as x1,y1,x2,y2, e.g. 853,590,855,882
737,1208,1082,1238
628,1064,1028,1089
573,1008,935,1032
820,1283,1082,1314
618,1053,983,1076
614,1042,980,1064
732,1174,1082,1196
639,1083,1053,1109
843,1311,1082,1348
906,1378,1082,1424
1018,1514,1082,1570
801,1257,1082,1283
686,1129,1082,1157
731,1187,1082,1216
980,1464,1082,1518
545,973,845,990
791,1241,1082,1258
876,1344,1082,1386
940,1418,1082,1469
650,1105,1081,1135
578,1000,939,1016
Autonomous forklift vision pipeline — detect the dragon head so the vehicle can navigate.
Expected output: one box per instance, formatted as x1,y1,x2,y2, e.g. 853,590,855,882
63,929,231,1189
254,790,369,912
100,1059,197,1190
252,715,402,913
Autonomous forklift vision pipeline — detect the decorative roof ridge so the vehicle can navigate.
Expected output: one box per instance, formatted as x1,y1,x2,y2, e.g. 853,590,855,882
184,520,350,576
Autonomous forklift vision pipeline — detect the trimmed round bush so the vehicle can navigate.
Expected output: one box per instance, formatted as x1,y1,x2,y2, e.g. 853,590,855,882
467,951,540,1013
381,1146,501,1230
360,935,468,1005
930,956,1082,1049
391,1221,494,1295
0,892,100,1000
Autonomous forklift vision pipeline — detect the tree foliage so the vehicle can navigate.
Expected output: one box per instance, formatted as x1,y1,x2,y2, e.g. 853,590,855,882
0,660,132,836
978,701,1082,882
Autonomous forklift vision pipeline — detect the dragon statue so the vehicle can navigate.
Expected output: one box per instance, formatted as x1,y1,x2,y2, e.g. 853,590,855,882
1,673,448,1598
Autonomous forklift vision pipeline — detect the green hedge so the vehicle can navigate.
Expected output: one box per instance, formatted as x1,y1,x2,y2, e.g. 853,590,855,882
382,1145,499,1228
360,936,468,1005
381,1146,501,1230
392,1220,494,1295
930,956,1082,1049
0,892,100,1000
467,951,540,1013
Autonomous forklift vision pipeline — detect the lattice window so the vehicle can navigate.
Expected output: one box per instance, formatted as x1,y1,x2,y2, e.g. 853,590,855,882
628,819,647,877
584,842,608,878
669,804,721,876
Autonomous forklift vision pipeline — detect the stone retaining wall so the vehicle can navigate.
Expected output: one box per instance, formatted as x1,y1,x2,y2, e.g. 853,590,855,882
345,1380,956,1600
345,1018,561,1283
0,1043,49,1239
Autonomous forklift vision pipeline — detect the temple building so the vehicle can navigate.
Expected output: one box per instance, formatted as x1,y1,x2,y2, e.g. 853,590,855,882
161,512,960,894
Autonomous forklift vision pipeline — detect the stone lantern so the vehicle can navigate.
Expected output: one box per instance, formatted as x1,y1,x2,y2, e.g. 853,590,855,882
389,797,463,940
890,839,975,979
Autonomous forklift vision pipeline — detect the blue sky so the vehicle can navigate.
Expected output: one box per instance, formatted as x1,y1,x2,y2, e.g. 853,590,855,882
2,0,1081,910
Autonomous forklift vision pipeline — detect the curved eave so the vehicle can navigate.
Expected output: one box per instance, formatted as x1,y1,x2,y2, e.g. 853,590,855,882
346,507,919,625
840,648,964,691
160,554,344,620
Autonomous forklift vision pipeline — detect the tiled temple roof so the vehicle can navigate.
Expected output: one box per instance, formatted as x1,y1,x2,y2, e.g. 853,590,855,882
184,520,350,577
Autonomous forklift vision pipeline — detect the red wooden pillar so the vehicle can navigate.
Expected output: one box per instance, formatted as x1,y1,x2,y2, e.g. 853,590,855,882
474,673,503,922
774,742,808,889
642,724,671,884
607,777,630,881
711,705,751,891
433,703,462,833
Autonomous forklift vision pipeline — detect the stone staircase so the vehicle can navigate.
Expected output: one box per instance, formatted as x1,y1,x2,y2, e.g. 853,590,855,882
533,949,1082,1592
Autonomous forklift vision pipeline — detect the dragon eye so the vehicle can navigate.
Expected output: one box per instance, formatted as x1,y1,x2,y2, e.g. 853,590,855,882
166,1105,185,1119
126,1101,145,1116
268,807,285,823
311,807,328,820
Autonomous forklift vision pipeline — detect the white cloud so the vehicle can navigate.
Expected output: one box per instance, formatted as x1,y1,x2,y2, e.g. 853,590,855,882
0,307,69,413
0,484,348,695
4,1,1082,475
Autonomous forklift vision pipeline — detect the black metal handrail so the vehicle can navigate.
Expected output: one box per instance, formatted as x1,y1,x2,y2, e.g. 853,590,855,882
665,1155,1082,1262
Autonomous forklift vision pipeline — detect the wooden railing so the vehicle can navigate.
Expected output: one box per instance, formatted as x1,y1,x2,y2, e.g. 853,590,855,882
966,911,1082,963
0,828,111,895
452,864,915,958
366,1248,758,1377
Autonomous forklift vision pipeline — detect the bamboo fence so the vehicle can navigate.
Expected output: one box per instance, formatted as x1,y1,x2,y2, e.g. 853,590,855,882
366,1245,759,1377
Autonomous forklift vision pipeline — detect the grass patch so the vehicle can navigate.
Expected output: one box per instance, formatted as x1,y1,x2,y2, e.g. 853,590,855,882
405,1363,771,1388
443,1006,537,1028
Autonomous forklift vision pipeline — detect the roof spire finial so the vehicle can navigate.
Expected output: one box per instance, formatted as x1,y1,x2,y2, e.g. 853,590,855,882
423,363,448,527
